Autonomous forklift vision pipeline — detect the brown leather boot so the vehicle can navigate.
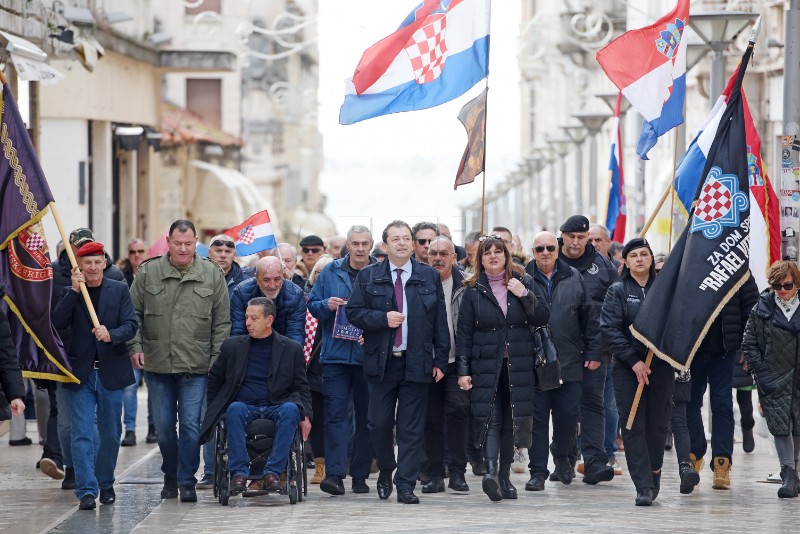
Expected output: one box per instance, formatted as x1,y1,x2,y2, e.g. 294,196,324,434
712,457,731,490
311,457,325,484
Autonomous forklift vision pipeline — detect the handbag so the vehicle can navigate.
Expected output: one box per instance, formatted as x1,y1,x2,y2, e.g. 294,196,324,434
532,326,562,391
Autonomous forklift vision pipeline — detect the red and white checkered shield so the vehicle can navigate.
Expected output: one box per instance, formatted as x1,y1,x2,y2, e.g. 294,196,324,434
693,176,733,223
405,13,448,84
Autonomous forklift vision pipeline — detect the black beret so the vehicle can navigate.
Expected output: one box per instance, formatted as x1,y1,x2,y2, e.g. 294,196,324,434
299,235,324,247
622,237,653,259
559,215,590,233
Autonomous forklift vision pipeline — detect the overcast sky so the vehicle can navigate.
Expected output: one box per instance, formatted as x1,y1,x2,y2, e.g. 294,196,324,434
317,0,521,242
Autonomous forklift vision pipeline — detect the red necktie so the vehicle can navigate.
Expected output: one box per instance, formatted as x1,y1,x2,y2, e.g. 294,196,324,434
394,268,403,348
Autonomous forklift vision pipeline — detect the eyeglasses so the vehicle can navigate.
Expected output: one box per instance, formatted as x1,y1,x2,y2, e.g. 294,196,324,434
428,250,451,257
129,249,146,254
211,239,235,248
772,282,795,291
416,239,433,246
302,247,322,254
533,245,557,253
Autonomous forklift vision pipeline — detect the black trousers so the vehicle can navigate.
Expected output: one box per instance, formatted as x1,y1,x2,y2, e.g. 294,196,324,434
528,380,581,475
484,364,514,467
423,362,470,477
737,389,755,430
579,361,609,469
367,355,429,491
308,390,325,459
613,358,674,492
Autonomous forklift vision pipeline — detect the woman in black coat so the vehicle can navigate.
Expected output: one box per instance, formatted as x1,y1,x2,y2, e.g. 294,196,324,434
742,260,800,498
0,286,25,421
456,235,549,501
600,238,673,507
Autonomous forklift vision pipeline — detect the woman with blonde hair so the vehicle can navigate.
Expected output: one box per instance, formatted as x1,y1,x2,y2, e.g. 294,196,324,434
742,260,800,498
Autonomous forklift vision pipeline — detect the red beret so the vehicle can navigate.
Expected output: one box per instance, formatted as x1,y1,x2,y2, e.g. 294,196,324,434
76,242,105,257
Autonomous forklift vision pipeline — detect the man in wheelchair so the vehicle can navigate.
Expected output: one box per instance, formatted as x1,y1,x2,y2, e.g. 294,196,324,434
200,297,312,494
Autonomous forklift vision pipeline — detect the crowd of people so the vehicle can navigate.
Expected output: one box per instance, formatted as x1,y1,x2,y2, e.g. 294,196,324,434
1,214,800,511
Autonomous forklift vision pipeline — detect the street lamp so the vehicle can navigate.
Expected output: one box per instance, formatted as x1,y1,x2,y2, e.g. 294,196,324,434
594,93,632,115
689,12,757,103
573,112,612,222
525,155,548,232
534,145,557,231
547,136,573,228
561,124,589,215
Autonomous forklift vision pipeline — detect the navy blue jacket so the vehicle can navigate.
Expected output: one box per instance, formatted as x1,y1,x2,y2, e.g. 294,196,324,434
225,262,253,299
346,257,450,383
52,278,138,390
308,255,374,366
230,277,306,344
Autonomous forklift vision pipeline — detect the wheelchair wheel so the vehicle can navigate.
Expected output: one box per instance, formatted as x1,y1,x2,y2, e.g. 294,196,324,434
288,484,298,504
219,473,230,506
214,422,230,506
296,438,305,502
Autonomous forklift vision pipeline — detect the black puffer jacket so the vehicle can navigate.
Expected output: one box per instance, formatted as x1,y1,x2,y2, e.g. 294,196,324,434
526,258,602,381
0,287,25,419
742,290,800,437
600,275,655,368
698,275,759,354
455,271,549,449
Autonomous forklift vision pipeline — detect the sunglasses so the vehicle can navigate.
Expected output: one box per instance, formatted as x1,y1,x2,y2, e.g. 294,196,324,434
772,282,795,291
211,239,235,248
416,239,433,246
478,234,503,242
302,247,322,254
428,250,451,257
129,249,146,254
534,245,557,253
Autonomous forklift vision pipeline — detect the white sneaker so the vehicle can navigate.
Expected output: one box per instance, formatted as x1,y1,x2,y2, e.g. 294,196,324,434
511,447,528,473
608,459,623,476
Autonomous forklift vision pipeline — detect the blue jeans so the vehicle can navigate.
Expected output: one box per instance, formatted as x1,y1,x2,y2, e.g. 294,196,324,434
226,401,301,477
603,364,619,460
687,350,736,462
67,369,123,499
146,372,206,486
57,383,74,468
123,369,154,432
322,363,373,480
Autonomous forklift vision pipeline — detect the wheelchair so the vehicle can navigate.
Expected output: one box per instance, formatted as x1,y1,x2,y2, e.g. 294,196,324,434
213,417,307,505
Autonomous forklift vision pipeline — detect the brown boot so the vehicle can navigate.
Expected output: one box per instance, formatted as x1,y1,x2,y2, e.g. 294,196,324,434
712,457,731,490
311,457,325,484
689,453,704,474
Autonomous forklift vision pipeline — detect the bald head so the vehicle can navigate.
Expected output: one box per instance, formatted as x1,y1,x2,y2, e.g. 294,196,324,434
208,233,236,274
532,231,558,276
255,256,284,299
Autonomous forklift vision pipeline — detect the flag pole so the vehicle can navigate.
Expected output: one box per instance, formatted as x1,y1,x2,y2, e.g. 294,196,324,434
48,202,101,328
0,69,6,86
668,128,679,251
625,349,654,429
638,181,673,238
479,79,489,235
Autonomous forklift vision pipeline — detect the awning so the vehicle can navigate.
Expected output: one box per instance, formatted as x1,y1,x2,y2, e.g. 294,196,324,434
188,160,275,231
0,31,63,85
285,209,338,239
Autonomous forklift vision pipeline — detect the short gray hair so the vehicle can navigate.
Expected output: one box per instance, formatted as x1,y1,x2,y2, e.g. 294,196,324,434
247,297,275,319
464,231,482,245
589,224,611,240
274,242,297,256
346,225,372,241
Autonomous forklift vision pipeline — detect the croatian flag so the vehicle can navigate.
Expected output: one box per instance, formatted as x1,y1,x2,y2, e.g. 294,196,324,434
605,92,626,242
596,0,689,159
339,0,490,125
223,210,278,257
674,66,781,290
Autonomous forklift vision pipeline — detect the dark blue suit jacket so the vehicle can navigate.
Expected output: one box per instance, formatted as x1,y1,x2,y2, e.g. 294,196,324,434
346,257,449,383
52,278,138,390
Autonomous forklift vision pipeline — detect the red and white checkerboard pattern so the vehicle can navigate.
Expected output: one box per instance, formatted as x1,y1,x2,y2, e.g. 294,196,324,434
405,14,448,84
303,311,318,365
237,225,256,245
26,232,44,251
694,178,732,222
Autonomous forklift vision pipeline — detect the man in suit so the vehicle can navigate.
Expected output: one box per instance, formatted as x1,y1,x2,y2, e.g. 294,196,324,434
200,297,312,493
347,220,450,504
52,242,138,511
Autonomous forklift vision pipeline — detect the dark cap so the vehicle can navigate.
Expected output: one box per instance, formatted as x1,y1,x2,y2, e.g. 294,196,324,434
621,237,652,259
69,227,95,247
371,246,387,259
559,215,590,233
299,235,324,247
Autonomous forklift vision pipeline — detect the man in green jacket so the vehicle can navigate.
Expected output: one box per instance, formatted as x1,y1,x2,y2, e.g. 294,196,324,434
128,220,231,503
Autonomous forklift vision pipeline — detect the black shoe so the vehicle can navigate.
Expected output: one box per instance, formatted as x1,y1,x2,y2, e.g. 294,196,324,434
121,430,136,447
396,489,419,504
145,424,157,444
306,458,316,470
161,476,178,499
377,470,393,500
525,473,546,491
448,472,469,492
62,467,76,490
665,433,673,451
99,487,116,505
742,427,755,453
548,472,560,482
196,474,214,490
421,476,445,493
583,463,615,485
482,459,502,502
9,437,32,446
470,460,487,477
320,475,346,496
635,488,653,506
79,494,96,510
179,485,197,503
679,462,700,495
652,472,661,500
553,459,574,485
352,478,370,494
499,476,517,500
778,466,799,498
